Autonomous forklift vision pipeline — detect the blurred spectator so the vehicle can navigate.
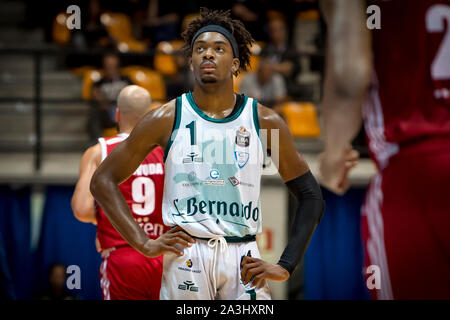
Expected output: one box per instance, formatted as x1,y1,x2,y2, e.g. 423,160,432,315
142,0,181,45
34,264,77,300
261,17,301,99
240,56,287,110
166,51,195,99
89,53,133,144
70,0,113,50
231,0,268,41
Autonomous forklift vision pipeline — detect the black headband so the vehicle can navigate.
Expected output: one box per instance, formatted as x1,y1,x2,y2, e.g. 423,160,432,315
191,25,239,58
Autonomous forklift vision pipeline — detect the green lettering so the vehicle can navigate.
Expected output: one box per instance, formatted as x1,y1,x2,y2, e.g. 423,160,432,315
217,201,227,215
208,201,216,215
199,201,207,214
252,207,259,221
187,198,197,216
230,202,239,217
243,202,252,219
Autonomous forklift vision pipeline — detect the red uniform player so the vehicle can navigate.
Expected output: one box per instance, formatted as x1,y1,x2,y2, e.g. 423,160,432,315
362,0,450,300
72,85,169,300
96,136,168,300
320,0,450,299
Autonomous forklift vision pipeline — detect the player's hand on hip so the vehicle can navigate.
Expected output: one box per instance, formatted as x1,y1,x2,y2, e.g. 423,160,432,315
318,144,359,195
141,226,195,258
240,256,290,288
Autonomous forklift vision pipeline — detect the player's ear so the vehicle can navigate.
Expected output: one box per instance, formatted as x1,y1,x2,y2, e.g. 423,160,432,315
115,108,119,123
189,57,193,72
231,57,240,75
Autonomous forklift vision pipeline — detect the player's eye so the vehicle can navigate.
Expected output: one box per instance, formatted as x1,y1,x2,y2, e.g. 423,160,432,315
216,47,224,52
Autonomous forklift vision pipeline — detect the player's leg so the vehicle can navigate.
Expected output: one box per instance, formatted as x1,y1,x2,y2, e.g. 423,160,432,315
361,173,394,300
159,240,214,300
216,241,272,300
382,150,450,299
362,150,450,299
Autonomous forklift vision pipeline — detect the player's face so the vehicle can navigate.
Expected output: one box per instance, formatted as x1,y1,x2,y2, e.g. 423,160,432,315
190,32,239,84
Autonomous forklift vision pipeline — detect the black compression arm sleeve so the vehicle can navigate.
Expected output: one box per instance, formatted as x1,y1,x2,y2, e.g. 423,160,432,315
277,171,325,274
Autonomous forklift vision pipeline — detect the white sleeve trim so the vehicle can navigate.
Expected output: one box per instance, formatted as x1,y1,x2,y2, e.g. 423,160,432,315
98,138,107,163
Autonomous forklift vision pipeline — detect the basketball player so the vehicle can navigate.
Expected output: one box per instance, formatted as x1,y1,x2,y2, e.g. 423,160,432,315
72,85,190,300
319,0,450,299
90,8,325,300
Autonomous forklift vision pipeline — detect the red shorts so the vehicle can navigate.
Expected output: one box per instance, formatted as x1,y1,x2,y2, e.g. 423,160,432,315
362,138,450,299
99,246,163,300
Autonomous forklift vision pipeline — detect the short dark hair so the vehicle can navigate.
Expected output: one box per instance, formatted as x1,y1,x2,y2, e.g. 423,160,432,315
181,8,254,75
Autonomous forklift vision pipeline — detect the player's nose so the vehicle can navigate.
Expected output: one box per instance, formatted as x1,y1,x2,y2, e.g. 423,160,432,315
202,47,215,60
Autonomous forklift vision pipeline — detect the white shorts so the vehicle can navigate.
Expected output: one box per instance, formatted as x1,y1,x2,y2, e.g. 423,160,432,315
159,237,272,300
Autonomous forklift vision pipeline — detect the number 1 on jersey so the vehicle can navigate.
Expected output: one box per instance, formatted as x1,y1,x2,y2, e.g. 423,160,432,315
186,121,196,146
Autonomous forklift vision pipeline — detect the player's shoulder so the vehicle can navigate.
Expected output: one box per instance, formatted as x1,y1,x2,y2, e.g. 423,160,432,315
256,102,286,130
82,143,102,166
142,98,177,124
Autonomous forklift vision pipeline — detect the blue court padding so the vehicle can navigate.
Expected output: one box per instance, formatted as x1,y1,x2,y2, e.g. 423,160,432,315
304,187,371,300
0,185,33,299
35,186,102,300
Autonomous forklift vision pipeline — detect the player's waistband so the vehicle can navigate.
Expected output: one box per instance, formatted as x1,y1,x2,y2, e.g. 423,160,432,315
100,244,130,258
191,234,256,243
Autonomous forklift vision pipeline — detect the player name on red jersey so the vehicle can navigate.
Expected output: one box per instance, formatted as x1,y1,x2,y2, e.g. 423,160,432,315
133,163,164,176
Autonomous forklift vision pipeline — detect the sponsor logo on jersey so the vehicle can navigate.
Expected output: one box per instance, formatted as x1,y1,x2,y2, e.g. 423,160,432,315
188,172,196,181
177,259,202,274
182,170,225,187
228,176,239,186
173,197,260,222
203,180,225,186
235,126,250,147
209,169,220,179
205,169,224,185
234,151,249,169
228,176,254,188
135,217,164,237
178,280,199,292
182,152,203,164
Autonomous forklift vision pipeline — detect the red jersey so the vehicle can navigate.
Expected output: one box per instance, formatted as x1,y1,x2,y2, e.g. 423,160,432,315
364,0,450,169
96,133,169,250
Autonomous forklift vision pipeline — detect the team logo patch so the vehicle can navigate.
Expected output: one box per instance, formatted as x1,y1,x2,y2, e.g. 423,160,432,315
186,259,193,268
235,126,250,147
234,151,249,169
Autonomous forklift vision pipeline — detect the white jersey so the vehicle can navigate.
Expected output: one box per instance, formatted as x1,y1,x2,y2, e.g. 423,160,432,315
162,92,264,239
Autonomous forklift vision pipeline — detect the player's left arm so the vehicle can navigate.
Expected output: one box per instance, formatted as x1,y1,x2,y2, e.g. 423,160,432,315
241,104,325,287
71,144,101,225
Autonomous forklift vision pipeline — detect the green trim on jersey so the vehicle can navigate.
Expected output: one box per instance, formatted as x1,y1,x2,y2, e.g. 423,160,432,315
252,99,266,166
163,96,182,162
252,99,261,138
186,91,248,123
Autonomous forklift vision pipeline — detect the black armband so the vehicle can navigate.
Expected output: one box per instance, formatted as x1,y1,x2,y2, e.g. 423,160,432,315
277,171,325,274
